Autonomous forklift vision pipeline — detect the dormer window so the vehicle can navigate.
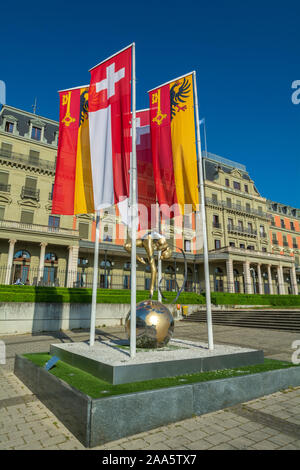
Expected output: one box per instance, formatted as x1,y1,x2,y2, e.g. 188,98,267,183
5,121,14,133
31,126,41,141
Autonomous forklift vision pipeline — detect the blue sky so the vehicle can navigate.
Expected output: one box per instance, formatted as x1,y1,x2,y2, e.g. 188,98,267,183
1,0,299,207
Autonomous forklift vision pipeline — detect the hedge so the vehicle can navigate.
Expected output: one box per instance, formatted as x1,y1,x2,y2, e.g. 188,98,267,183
0,286,298,306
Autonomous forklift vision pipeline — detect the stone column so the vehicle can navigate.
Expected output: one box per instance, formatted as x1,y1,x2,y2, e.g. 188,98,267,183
290,265,299,296
267,265,274,295
226,259,234,293
66,245,79,288
5,239,16,285
38,242,48,285
277,265,285,295
257,263,263,295
243,260,253,294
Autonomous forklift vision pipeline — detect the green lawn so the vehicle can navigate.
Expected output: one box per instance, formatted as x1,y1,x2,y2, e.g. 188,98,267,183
23,353,299,399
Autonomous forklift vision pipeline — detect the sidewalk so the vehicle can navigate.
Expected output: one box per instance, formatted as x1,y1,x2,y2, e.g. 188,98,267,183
0,323,300,450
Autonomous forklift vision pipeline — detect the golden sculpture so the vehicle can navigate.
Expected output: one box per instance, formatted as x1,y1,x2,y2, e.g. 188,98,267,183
124,232,172,298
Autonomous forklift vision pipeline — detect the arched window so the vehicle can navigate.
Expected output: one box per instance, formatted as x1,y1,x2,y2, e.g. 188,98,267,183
214,267,224,292
233,269,240,293
13,250,31,284
45,252,57,262
100,260,111,269
14,250,31,260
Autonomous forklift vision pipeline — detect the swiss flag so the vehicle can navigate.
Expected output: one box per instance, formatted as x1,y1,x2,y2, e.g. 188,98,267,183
88,46,132,212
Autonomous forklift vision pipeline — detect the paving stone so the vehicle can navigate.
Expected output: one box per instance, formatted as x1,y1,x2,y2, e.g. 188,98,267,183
251,440,281,450
205,432,231,446
185,439,213,450
229,437,256,449
268,434,297,446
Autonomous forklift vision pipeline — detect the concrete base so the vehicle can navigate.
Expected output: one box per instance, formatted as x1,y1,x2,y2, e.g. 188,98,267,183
50,339,264,384
14,354,300,448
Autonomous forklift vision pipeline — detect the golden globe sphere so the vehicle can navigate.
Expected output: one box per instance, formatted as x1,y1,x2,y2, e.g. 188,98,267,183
125,300,174,348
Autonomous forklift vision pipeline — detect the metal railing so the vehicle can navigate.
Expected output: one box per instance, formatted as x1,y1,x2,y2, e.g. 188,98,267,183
227,224,257,236
0,148,56,172
21,186,40,201
0,183,11,192
0,219,78,237
0,266,295,295
205,198,267,218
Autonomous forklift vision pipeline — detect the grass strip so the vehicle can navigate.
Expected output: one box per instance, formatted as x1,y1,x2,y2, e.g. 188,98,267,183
23,353,299,400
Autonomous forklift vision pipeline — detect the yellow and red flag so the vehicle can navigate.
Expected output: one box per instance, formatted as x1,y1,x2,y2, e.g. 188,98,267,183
52,85,94,215
149,73,199,216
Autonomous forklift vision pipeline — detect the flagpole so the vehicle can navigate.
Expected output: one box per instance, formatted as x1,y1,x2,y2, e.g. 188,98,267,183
203,118,208,158
157,204,162,302
130,43,137,358
193,71,214,350
90,210,100,347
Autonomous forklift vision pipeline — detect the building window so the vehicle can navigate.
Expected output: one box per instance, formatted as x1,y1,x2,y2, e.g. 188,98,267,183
225,178,230,187
183,214,191,228
48,215,60,230
79,222,89,239
290,221,295,231
244,184,248,193
212,193,218,203
229,241,235,247
238,220,243,230
280,219,285,228
20,210,34,225
233,181,241,190
29,149,40,164
103,225,112,242
184,240,191,252
5,121,14,133
283,235,288,247
214,239,221,250
272,233,278,244
31,126,41,141
1,142,12,156
226,197,231,208
246,203,251,212
240,243,245,249
247,245,255,250
0,206,4,221
0,171,9,192
262,247,267,252
228,218,233,229
212,214,220,228
22,176,39,201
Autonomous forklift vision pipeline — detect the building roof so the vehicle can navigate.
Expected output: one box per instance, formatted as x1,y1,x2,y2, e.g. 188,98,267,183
0,105,58,146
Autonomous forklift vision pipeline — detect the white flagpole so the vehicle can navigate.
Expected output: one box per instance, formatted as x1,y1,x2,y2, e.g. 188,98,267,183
90,210,100,347
193,71,214,350
130,43,137,358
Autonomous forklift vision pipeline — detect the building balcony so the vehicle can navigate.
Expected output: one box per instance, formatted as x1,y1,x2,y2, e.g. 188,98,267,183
21,186,40,202
0,183,11,193
205,198,267,218
227,224,257,236
0,219,78,238
0,147,56,173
